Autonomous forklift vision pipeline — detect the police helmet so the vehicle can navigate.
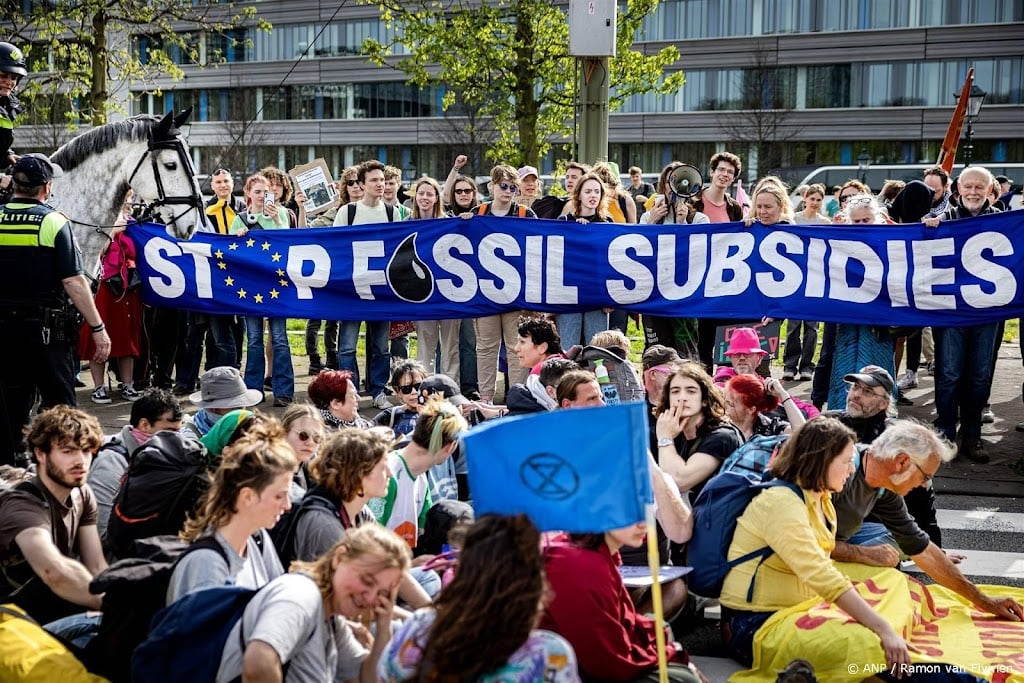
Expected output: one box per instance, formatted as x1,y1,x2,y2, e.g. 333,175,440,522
0,43,28,78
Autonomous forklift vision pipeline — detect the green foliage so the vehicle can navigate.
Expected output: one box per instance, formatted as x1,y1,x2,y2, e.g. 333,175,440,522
360,0,683,166
4,1,266,128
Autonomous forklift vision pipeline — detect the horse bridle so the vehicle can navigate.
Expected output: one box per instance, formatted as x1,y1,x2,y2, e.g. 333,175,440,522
125,129,205,230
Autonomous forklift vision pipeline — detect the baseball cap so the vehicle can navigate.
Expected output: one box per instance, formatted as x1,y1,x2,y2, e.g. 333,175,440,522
190,366,264,409
995,175,1013,184
418,373,470,407
843,365,895,395
518,165,539,181
11,153,64,185
642,344,681,369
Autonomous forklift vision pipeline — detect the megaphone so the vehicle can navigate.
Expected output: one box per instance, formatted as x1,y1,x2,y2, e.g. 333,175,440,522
669,164,703,198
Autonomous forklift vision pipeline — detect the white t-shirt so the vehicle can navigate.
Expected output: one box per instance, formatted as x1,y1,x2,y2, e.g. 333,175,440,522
216,572,367,683
333,200,399,226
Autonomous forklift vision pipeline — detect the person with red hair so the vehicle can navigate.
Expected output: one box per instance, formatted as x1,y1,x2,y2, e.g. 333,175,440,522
307,369,372,430
724,374,805,442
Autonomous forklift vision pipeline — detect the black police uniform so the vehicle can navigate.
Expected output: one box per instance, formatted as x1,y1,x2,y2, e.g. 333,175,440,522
0,198,82,465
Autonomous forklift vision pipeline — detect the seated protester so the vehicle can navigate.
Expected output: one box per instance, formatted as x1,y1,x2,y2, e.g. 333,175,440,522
0,407,105,624
199,408,258,459
719,419,911,673
416,374,471,502
166,421,295,605
367,396,468,548
181,366,264,439
88,388,183,537
654,363,742,502
556,370,607,408
219,526,410,683
724,375,805,442
290,429,434,606
505,357,579,416
308,369,373,431
373,360,429,438
541,522,706,683
381,515,580,682
713,328,819,420
281,403,325,501
832,423,1024,623
514,315,563,376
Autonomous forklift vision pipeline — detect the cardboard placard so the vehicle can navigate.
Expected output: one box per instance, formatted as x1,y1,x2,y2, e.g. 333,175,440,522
289,159,337,216
713,320,782,365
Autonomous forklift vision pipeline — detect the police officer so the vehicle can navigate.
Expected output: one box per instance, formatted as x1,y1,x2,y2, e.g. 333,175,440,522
0,42,27,202
0,153,111,466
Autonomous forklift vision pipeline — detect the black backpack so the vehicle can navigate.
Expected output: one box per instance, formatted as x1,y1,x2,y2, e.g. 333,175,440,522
269,485,347,568
83,534,227,683
103,432,213,560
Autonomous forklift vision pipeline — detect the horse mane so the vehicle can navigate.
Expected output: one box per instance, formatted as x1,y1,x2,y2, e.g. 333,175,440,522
50,115,162,172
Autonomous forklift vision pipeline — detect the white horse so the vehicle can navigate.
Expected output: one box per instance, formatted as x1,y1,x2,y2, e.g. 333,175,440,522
48,109,206,275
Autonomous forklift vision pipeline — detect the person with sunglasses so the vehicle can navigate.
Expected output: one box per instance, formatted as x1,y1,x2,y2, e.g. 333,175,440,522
373,360,428,438
446,174,480,215
281,403,326,499
831,179,872,224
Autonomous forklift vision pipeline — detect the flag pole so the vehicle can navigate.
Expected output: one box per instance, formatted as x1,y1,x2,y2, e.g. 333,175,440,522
646,503,669,683
937,67,974,174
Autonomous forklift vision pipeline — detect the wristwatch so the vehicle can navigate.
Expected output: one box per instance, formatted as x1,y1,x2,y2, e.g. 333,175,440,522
657,437,674,448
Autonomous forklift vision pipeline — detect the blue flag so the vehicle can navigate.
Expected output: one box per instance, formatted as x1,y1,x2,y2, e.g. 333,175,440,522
462,403,654,533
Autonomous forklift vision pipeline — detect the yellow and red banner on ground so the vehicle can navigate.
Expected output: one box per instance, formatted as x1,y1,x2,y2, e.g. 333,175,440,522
732,563,1024,682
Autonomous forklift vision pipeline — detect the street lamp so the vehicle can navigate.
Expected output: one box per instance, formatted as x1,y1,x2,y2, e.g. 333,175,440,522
857,148,871,184
956,84,987,167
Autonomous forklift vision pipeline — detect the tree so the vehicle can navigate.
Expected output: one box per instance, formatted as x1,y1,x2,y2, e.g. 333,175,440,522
716,41,797,180
3,1,267,127
360,0,684,167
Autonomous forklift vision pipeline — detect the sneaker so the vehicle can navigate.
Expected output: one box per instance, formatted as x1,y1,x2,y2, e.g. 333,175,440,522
959,439,990,464
896,391,914,406
91,386,112,404
926,360,936,376
372,392,392,410
172,385,193,397
897,369,918,390
264,376,273,390
782,370,795,381
981,406,995,424
273,396,293,408
121,386,142,401
307,364,322,376
74,376,86,388
799,370,815,381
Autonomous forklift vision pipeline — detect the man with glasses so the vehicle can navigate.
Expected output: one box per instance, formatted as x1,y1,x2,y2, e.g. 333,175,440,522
824,365,942,547
831,421,1024,623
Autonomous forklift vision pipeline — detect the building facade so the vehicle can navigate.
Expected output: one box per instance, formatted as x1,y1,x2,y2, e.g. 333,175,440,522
16,0,1024,185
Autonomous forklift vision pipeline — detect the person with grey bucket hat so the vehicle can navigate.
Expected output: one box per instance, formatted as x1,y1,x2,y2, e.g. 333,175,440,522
181,367,263,439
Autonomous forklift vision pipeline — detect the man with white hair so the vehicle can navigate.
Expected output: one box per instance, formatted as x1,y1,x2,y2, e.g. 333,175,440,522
832,421,1023,622
923,166,1001,463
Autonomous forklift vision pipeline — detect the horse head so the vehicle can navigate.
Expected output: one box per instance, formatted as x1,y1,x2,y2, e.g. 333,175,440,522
128,108,208,240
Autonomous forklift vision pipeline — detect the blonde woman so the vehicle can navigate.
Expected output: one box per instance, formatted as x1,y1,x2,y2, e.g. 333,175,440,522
282,403,326,499
167,421,297,605
218,525,411,683
367,396,468,548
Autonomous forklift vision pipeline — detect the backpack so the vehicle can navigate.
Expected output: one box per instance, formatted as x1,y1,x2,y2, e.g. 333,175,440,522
0,603,106,683
131,584,261,683
346,202,395,225
569,345,645,403
268,486,345,568
104,432,213,560
477,201,528,218
720,434,790,482
685,472,803,600
83,535,227,683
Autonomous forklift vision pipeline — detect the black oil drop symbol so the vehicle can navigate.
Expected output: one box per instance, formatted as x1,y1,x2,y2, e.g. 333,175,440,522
387,233,434,303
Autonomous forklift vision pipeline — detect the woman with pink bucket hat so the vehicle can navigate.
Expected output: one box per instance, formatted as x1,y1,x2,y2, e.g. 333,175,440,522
713,327,819,422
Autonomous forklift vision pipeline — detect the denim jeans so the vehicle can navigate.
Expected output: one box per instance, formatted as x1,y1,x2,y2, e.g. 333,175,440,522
243,317,294,399
933,323,999,443
44,611,102,650
555,310,625,349
338,321,390,397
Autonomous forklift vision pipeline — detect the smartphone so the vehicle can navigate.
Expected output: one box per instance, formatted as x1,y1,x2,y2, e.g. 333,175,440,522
265,192,275,206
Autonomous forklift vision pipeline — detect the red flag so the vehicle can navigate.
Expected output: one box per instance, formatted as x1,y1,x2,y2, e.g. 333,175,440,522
937,67,974,174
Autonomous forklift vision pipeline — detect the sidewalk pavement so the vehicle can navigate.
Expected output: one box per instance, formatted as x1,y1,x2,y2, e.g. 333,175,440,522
75,342,1024,497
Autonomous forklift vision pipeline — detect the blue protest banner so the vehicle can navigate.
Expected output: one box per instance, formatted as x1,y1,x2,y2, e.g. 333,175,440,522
130,210,1024,325
461,402,653,533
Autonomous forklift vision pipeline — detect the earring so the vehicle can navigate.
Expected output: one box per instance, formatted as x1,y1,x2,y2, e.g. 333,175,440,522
356,487,365,497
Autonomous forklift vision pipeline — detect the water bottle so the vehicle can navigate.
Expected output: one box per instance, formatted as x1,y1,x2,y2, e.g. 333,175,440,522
593,359,620,405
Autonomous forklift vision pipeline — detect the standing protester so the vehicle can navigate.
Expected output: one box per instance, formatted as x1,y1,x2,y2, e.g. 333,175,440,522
0,154,110,466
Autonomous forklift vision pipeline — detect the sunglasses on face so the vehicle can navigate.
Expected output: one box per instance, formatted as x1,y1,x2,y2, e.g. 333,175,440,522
346,179,358,186
840,193,858,202
397,382,422,395
497,182,518,193
454,188,474,194
297,430,323,444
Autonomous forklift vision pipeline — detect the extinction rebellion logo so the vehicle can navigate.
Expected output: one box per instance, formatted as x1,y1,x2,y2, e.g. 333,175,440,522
519,453,579,500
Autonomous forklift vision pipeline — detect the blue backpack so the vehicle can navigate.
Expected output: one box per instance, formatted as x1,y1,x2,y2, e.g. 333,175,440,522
686,471,803,600
131,585,258,683
720,434,790,482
